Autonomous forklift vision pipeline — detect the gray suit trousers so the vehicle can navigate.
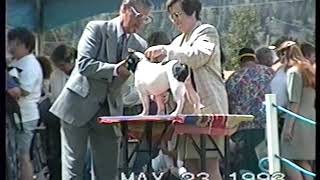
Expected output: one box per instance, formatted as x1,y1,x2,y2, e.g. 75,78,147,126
61,107,120,180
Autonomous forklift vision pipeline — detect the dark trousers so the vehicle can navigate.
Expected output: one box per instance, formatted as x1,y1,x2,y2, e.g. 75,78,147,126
38,98,61,180
6,113,19,180
231,129,265,174
44,114,61,180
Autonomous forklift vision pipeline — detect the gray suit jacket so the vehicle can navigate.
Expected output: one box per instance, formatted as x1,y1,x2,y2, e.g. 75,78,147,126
49,17,148,127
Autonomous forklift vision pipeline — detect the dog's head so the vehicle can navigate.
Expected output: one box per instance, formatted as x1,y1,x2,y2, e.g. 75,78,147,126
125,49,145,73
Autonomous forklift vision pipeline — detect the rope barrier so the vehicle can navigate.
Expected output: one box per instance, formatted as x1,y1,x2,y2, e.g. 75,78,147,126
272,104,316,125
258,157,269,173
258,155,316,177
260,97,315,177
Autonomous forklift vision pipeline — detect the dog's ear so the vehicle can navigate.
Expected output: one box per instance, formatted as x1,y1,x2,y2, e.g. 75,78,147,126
126,51,140,73
125,48,137,63
128,48,136,54
127,56,133,64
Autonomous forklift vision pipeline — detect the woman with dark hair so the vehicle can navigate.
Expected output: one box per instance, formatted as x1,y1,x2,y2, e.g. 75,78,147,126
37,56,53,80
36,56,53,102
144,0,228,179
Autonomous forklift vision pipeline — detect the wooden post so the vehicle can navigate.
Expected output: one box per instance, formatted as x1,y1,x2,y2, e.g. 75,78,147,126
265,94,281,175
35,0,43,55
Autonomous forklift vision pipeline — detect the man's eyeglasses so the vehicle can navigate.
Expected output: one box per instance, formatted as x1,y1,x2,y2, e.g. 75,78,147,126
130,6,152,24
169,11,183,22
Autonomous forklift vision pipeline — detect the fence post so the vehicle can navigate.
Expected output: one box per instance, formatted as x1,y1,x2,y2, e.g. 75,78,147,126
265,94,281,175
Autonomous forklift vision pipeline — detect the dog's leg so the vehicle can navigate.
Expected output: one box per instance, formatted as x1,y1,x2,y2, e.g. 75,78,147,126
171,96,185,116
170,84,186,116
154,95,165,115
138,93,150,116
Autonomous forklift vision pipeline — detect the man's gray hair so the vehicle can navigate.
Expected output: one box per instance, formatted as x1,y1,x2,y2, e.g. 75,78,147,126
255,46,278,67
122,0,153,9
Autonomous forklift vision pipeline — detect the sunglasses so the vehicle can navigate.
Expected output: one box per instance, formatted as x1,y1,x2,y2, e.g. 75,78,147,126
130,6,152,24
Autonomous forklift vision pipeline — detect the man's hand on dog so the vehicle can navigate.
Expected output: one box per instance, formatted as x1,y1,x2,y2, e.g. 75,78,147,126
116,60,130,80
144,45,167,62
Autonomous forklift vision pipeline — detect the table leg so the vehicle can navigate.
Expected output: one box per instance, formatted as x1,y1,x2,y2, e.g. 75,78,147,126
146,122,153,174
200,134,206,172
224,136,230,180
121,122,129,176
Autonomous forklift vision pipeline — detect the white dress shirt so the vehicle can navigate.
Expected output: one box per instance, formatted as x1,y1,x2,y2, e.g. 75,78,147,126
49,68,69,103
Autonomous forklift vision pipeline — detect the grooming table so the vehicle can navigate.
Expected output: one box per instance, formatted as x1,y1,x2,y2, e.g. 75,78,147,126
98,114,253,178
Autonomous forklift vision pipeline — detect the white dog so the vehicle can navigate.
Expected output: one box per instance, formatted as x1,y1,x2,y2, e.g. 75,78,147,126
125,50,203,116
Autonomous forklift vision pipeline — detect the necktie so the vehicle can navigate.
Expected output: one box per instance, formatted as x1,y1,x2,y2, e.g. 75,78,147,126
117,33,127,61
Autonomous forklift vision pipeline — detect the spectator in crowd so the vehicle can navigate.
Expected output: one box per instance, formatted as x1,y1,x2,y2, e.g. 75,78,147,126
255,46,278,67
255,46,285,106
35,55,55,179
32,45,76,180
7,27,43,180
300,42,315,65
277,41,315,180
49,44,76,104
255,46,288,133
50,45,91,180
144,0,228,179
49,0,153,179
225,47,274,175
272,36,298,49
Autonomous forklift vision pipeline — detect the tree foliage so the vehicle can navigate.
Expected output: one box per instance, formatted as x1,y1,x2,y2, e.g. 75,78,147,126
222,7,261,70
42,0,315,70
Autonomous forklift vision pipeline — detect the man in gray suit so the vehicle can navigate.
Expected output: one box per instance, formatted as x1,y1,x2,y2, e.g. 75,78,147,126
49,0,153,179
